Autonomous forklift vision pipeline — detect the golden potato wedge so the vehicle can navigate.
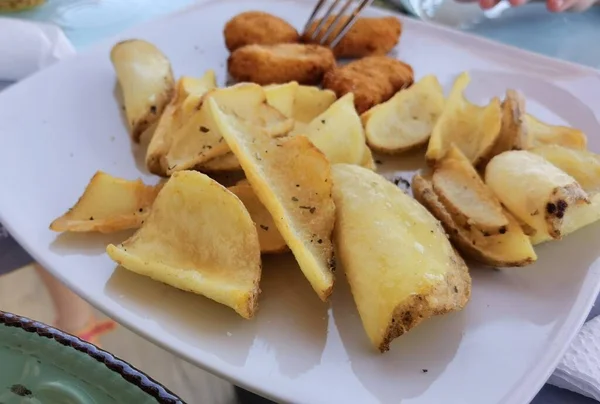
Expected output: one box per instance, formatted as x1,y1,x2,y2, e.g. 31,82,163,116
360,146,377,171
111,39,174,142
432,146,508,236
146,71,217,176
199,152,241,172
209,98,336,301
291,85,337,124
331,164,471,352
362,74,445,154
106,171,261,319
265,82,299,118
164,83,294,174
426,72,502,166
526,114,587,150
50,171,161,233
413,174,537,267
485,150,589,240
529,145,600,244
304,93,367,165
531,145,600,194
480,89,529,166
229,184,288,254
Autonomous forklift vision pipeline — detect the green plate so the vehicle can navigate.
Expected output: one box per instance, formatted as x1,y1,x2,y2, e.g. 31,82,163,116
0,311,184,404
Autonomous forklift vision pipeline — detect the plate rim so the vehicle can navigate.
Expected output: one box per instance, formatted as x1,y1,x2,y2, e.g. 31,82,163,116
0,1,599,403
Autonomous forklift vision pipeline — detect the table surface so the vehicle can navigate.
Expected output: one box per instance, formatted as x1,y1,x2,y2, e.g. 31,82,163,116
3,1,600,403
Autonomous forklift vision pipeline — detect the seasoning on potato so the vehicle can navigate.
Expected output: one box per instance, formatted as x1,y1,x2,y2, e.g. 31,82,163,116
331,164,471,352
322,56,413,114
224,11,299,52
303,16,402,58
228,44,336,85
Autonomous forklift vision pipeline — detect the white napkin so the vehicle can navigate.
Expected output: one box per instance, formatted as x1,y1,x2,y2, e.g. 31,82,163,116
0,18,75,83
1,15,600,403
549,315,600,401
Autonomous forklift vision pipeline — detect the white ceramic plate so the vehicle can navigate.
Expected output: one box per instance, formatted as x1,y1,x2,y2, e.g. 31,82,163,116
1,1,600,403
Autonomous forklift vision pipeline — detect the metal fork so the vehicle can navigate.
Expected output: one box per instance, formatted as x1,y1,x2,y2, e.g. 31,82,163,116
303,0,375,49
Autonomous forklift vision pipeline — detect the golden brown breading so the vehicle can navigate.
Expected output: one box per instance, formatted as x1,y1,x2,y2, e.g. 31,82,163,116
322,56,413,114
303,16,402,58
224,11,300,52
228,44,336,85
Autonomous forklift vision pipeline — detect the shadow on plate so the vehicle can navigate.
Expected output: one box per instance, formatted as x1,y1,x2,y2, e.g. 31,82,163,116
104,252,328,377
331,268,465,402
49,230,135,256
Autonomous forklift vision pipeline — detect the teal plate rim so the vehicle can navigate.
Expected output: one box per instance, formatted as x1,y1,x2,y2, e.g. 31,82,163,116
0,311,185,404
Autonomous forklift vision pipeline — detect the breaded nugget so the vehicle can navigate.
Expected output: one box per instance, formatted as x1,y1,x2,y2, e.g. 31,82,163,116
323,56,413,114
228,44,336,85
304,16,402,58
224,11,299,52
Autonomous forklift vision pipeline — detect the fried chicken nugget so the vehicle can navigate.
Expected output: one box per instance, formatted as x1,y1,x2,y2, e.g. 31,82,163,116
323,56,413,114
228,44,336,85
224,11,300,52
304,16,402,58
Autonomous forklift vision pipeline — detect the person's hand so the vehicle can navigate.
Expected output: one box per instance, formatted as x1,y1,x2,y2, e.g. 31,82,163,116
477,0,597,12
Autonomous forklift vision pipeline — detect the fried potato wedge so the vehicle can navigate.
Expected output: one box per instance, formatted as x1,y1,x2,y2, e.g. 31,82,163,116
362,74,445,154
111,39,174,142
332,164,471,352
360,145,377,171
530,145,600,244
291,85,337,124
413,174,537,267
146,71,217,176
50,171,161,233
209,98,336,301
265,82,299,118
305,93,367,165
323,56,414,114
229,184,288,254
432,146,508,236
426,72,502,166
485,150,589,240
224,11,299,52
480,89,529,166
303,16,402,58
165,83,293,174
228,44,336,85
106,171,261,319
526,114,587,150
199,152,241,172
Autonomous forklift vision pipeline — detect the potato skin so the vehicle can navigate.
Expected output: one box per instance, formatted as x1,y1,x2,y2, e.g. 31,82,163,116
304,16,402,58
228,44,336,85
323,56,413,114
224,11,300,52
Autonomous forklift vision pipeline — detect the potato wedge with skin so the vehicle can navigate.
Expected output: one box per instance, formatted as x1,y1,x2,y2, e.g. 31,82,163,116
433,146,508,236
292,85,337,124
199,152,241,172
305,93,366,165
480,90,529,166
530,146,600,244
146,71,217,176
265,82,299,118
50,171,161,233
106,171,261,319
332,164,471,352
526,114,587,150
165,83,294,174
229,184,288,254
426,72,502,166
362,74,445,154
209,98,335,301
485,150,589,240
111,39,174,142
413,174,537,267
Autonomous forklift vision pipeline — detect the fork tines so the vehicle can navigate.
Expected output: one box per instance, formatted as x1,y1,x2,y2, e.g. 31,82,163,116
303,0,375,49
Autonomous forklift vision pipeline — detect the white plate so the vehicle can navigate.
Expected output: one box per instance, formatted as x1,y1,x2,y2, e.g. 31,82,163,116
1,1,600,403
